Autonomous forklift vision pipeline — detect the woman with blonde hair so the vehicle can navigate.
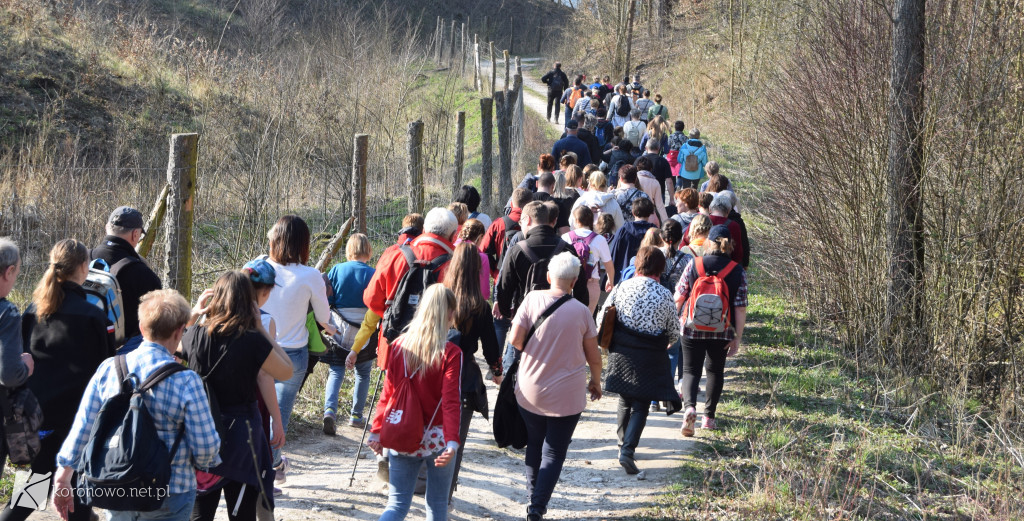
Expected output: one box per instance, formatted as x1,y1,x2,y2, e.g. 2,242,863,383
639,116,670,154
318,233,376,432
686,214,713,257
571,170,624,231
16,239,112,521
368,284,462,521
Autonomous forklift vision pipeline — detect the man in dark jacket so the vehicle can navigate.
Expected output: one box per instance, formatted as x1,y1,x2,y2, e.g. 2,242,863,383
541,62,570,123
91,206,162,348
496,201,589,371
552,120,592,166
609,198,657,283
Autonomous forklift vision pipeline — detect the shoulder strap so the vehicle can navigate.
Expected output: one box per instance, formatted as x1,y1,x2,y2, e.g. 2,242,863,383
427,254,451,270
109,256,140,276
138,362,188,393
522,294,572,351
115,355,133,394
695,257,707,278
397,245,416,269
582,232,598,246
716,261,738,279
518,242,540,264
568,230,579,242
551,240,568,257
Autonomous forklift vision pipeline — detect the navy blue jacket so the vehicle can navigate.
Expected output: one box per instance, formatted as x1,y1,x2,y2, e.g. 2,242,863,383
609,220,656,283
551,135,592,166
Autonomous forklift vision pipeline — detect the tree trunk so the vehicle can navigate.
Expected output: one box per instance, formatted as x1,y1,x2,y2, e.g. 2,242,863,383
624,0,637,78
885,0,927,361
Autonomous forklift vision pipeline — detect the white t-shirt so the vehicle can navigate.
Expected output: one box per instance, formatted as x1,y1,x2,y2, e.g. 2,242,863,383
562,229,611,280
263,260,331,349
469,211,492,229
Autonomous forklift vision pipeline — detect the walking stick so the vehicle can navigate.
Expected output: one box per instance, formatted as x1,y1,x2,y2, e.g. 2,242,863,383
348,368,385,487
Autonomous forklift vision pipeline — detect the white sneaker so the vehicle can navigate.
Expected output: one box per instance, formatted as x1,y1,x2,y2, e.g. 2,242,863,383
274,456,290,484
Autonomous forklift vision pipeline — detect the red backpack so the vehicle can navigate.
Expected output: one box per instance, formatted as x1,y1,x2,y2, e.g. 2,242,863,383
378,342,441,453
683,257,738,333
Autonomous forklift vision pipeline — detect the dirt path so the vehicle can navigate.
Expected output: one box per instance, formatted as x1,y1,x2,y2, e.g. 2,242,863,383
263,59,700,521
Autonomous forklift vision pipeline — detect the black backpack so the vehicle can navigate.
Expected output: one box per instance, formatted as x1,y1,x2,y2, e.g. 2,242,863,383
616,95,632,117
495,216,521,269
77,356,188,512
517,241,569,296
549,72,565,92
381,241,452,342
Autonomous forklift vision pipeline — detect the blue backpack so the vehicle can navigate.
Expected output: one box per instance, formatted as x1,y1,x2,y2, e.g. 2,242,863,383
594,125,608,147
76,356,188,512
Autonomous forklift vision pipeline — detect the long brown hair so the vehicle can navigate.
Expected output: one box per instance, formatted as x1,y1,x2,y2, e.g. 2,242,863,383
32,239,88,319
203,270,259,337
443,243,486,331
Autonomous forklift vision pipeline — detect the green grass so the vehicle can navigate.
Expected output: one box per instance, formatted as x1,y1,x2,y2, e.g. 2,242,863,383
636,286,1024,520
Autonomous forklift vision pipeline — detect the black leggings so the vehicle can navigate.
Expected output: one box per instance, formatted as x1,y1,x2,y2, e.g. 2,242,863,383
546,92,562,121
192,480,260,521
681,337,729,419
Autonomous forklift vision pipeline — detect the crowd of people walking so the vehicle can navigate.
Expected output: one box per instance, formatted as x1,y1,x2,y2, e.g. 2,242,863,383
0,62,750,521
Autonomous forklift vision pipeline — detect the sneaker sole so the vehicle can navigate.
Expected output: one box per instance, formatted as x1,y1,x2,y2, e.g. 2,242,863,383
681,411,697,437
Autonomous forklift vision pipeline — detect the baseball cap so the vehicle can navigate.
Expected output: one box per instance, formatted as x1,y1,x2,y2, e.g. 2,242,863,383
707,225,732,242
565,119,579,130
243,258,278,286
108,206,145,231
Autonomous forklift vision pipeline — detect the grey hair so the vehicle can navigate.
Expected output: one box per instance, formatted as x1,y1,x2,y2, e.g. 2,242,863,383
630,109,642,119
710,192,734,215
719,190,739,210
0,238,19,273
547,252,581,281
646,139,661,152
584,114,597,132
553,172,571,198
106,223,136,236
423,207,459,239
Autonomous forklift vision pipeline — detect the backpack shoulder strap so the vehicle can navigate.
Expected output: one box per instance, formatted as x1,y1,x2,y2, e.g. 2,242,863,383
518,242,540,264
582,231,598,246
397,245,417,269
137,362,188,393
551,240,568,257
110,256,140,276
695,256,707,278
115,354,133,393
716,261,738,279
428,254,451,270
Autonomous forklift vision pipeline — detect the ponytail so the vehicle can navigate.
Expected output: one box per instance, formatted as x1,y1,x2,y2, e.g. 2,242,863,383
32,239,88,319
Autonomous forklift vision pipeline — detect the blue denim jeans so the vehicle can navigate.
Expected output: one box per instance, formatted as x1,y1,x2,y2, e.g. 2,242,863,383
379,450,455,521
518,407,581,518
323,360,373,418
494,316,517,374
106,489,196,521
667,339,682,382
273,346,308,465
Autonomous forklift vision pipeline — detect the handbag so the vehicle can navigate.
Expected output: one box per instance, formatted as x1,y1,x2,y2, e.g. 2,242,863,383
598,304,616,350
0,386,44,465
492,294,573,449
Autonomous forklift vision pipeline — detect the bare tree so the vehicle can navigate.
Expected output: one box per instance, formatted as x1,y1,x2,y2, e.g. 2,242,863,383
885,0,926,356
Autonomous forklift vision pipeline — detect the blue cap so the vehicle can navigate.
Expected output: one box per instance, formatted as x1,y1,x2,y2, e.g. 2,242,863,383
707,225,732,242
243,258,278,286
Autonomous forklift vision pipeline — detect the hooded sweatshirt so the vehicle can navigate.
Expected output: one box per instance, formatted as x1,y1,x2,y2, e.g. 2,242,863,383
609,220,656,283
571,190,625,232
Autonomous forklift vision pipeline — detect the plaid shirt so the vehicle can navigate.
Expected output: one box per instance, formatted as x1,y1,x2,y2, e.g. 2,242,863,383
674,258,748,341
57,342,221,494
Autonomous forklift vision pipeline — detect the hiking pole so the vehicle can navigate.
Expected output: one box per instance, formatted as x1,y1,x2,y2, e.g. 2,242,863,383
348,368,385,487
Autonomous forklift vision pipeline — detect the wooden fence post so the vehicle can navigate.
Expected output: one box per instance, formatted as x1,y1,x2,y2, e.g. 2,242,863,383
480,97,493,213
460,23,467,77
352,134,368,234
509,16,515,55
435,16,443,65
503,50,510,91
489,42,496,94
314,217,355,273
449,19,457,68
407,120,424,214
494,91,512,209
473,35,481,91
453,111,466,200
136,183,169,257
163,133,198,301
